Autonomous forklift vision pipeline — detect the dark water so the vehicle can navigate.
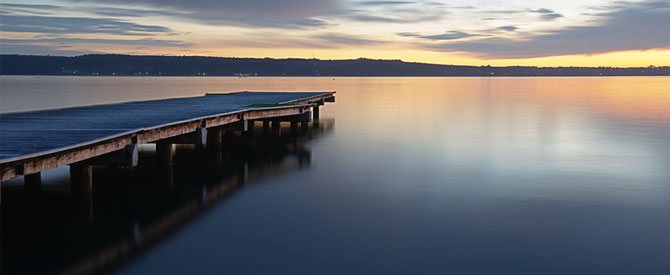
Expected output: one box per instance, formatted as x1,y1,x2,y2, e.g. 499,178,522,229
2,76,670,274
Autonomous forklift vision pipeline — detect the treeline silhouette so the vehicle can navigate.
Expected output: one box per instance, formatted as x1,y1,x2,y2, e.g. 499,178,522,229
1,54,668,76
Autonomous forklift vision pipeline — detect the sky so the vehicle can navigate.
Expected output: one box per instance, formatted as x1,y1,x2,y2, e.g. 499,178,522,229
1,0,669,67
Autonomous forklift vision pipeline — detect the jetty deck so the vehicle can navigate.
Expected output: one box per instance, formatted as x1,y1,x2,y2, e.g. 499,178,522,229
0,91,335,182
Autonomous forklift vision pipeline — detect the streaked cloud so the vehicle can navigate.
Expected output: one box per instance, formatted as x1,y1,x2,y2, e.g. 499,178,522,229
82,7,185,18
343,13,444,23
0,43,97,56
341,0,448,23
221,32,383,49
0,3,62,15
314,33,383,45
355,1,416,6
498,26,518,32
398,31,482,41
421,31,482,41
2,38,193,47
0,14,173,36
175,13,330,29
424,1,670,58
68,0,343,17
0,0,668,66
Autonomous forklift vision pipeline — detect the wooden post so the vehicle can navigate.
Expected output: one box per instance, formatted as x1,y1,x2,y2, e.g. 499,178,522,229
243,120,249,132
263,120,270,134
156,143,173,167
312,104,321,128
313,105,320,121
301,111,311,132
207,129,223,149
271,120,281,136
125,144,139,167
290,120,298,134
196,127,207,145
70,164,92,196
25,172,42,192
246,121,255,137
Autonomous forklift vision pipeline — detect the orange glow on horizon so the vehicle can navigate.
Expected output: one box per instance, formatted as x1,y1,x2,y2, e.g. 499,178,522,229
59,44,670,68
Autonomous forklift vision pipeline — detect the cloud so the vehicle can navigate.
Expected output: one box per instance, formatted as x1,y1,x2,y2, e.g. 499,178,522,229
480,7,562,21
0,3,191,55
0,14,173,36
175,13,330,29
529,8,563,21
484,10,524,15
398,31,482,41
0,2,331,30
68,0,342,17
218,32,385,49
421,31,481,41
342,6,447,23
423,1,670,58
540,13,563,20
221,39,326,49
83,7,185,18
336,0,448,23
343,12,445,23
1,38,193,47
0,3,61,15
0,3,61,9
396,32,421,37
223,32,383,49
314,33,383,45
531,8,554,14
356,1,416,6
498,26,518,32
0,43,97,56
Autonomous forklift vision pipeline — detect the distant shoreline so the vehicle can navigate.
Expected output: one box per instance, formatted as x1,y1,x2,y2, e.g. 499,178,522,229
2,54,669,77
3,75,669,78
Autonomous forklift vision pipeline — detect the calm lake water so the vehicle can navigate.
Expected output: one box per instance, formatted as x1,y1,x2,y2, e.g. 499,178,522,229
2,76,670,274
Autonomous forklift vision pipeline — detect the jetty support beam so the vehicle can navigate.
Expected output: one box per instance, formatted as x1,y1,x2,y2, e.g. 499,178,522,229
313,100,324,127
70,164,92,196
156,143,174,167
207,129,224,149
262,121,270,134
271,120,281,136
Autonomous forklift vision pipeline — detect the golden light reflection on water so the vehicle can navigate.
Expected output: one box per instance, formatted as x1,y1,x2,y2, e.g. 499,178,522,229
2,76,668,120
1,76,668,183
320,77,669,181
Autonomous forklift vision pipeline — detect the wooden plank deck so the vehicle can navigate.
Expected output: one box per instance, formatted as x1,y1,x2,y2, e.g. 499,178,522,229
0,91,335,181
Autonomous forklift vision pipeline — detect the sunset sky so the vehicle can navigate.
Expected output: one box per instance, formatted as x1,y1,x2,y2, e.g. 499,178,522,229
1,0,669,67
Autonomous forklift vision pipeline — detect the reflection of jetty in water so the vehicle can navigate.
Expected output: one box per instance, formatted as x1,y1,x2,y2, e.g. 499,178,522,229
0,120,334,275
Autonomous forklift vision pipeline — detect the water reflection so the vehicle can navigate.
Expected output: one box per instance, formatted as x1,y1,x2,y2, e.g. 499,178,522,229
1,120,333,275
2,77,670,274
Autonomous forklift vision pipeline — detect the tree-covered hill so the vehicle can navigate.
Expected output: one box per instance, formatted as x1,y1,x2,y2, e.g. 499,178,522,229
1,54,668,76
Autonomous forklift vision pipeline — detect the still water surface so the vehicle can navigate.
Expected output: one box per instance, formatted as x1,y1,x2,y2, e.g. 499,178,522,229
2,76,670,274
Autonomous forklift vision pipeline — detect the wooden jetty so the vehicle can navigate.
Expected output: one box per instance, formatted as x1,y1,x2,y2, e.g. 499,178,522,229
0,91,335,194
